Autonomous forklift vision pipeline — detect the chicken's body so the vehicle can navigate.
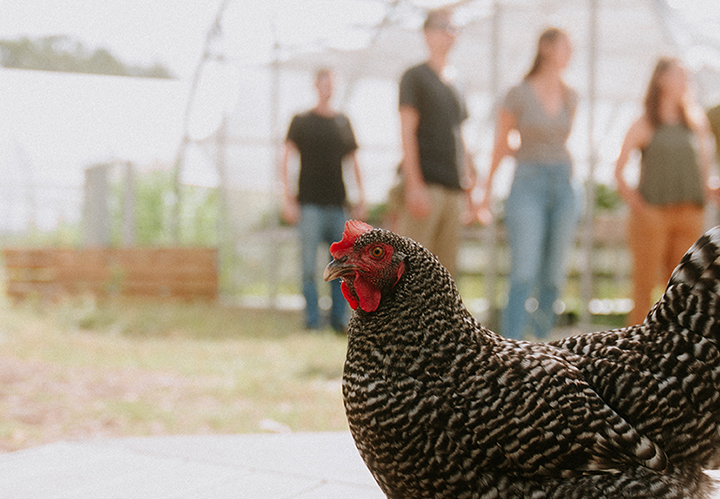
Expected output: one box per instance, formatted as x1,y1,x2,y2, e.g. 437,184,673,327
325,221,720,498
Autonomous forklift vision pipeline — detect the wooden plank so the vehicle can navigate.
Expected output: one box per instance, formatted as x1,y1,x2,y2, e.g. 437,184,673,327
3,248,218,301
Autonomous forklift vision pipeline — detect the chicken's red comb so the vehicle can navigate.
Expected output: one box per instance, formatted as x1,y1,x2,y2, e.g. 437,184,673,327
330,220,373,255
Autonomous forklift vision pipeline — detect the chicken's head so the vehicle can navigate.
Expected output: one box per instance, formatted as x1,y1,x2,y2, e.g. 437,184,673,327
323,220,406,312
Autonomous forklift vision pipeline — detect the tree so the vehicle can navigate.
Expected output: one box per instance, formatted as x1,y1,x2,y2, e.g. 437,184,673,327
0,35,173,78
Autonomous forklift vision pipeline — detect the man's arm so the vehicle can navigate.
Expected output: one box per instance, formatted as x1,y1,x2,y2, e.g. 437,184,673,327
399,104,431,219
279,140,300,224
348,150,368,220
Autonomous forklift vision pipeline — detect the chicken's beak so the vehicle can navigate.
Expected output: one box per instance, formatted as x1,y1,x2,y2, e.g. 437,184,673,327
323,258,356,282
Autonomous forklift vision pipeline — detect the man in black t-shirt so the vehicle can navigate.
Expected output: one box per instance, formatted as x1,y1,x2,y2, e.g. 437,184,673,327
280,69,367,332
397,8,475,277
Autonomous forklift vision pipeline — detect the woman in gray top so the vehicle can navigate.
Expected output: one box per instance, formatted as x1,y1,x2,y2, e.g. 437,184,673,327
480,27,580,340
614,57,716,326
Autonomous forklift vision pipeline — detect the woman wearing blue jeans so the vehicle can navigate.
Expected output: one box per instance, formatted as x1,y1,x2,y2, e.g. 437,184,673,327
502,163,580,339
479,27,580,340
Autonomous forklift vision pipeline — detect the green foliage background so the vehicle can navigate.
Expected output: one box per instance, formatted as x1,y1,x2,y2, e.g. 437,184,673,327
109,169,219,248
0,35,173,78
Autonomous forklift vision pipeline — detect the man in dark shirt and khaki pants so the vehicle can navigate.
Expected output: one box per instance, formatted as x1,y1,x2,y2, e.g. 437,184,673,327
398,7,475,278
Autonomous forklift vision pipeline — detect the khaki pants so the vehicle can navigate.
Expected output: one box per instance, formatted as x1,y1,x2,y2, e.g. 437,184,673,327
398,184,463,277
626,202,704,326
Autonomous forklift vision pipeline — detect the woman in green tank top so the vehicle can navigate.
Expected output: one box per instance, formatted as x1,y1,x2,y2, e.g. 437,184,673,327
614,57,717,326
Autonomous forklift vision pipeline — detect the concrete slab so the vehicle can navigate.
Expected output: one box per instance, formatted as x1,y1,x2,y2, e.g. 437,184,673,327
1,431,719,498
0,432,384,499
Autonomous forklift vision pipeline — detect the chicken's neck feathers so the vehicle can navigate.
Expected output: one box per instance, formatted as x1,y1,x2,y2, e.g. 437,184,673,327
349,242,497,354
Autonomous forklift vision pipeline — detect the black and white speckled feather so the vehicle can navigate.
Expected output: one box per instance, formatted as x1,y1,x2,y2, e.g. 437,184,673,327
333,224,720,498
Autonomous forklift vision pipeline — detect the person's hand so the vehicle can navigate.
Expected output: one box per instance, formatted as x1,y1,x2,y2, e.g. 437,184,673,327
405,183,432,219
461,190,479,226
476,195,493,225
620,187,646,212
711,186,720,205
281,197,300,225
705,179,720,205
351,200,368,221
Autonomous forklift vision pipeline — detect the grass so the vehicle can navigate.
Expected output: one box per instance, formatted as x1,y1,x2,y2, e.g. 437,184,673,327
0,268,630,454
0,295,349,453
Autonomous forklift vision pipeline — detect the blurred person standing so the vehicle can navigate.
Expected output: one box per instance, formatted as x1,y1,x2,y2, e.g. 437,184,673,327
279,68,367,333
479,27,580,340
397,7,476,278
615,57,716,327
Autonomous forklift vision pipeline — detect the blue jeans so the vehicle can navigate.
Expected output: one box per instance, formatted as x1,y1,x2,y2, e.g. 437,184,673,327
299,204,348,330
501,163,580,340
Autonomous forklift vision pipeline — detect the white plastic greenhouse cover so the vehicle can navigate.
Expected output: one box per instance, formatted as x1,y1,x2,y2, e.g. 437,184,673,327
175,0,720,206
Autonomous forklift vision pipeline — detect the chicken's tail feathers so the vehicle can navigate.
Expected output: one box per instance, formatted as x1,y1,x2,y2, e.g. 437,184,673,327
667,226,720,290
648,225,720,338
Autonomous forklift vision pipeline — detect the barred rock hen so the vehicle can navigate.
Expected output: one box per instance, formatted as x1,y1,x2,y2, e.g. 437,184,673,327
323,220,720,499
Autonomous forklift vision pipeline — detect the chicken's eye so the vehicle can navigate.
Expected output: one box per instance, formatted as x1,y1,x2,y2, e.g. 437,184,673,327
370,246,385,260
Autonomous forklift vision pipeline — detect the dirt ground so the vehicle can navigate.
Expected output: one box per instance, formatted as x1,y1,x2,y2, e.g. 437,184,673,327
0,355,206,453
0,299,349,454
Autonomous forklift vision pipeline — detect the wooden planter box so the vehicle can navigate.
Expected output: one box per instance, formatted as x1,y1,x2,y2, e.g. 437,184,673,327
3,248,218,301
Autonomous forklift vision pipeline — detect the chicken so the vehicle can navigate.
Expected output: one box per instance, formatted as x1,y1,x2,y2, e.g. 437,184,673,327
323,220,720,498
